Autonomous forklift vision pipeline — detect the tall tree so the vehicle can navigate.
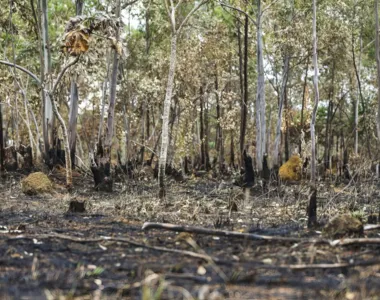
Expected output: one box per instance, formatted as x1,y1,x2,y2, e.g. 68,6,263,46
311,0,320,181
158,0,207,198
68,0,84,169
40,0,54,160
255,0,266,173
375,0,380,140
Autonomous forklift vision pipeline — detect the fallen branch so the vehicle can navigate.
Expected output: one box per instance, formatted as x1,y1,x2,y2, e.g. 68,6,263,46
332,238,380,246
142,222,380,247
142,222,304,243
364,224,380,231
7,233,224,263
281,259,380,270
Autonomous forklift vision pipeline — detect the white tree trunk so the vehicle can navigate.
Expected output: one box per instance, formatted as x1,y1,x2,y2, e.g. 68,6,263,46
104,0,121,154
273,55,290,167
256,0,266,172
355,31,362,155
311,0,320,183
68,0,84,168
40,0,54,155
68,79,79,159
375,0,380,140
159,33,177,196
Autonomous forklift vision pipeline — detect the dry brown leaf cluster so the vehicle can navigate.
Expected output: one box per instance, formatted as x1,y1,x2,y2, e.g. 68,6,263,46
62,30,90,56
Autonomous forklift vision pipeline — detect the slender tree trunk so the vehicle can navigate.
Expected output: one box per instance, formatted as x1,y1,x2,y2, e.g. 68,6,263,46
159,33,177,198
200,85,205,168
158,0,206,197
324,63,335,170
139,102,146,164
98,49,111,145
240,16,248,167
256,0,266,173
104,0,121,154
204,95,210,170
40,0,54,159
299,60,309,155
91,0,121,191
273,55,290,168
376,0,380,140
46,56,80,188
68,0,84,169
215,70,224,173
229,101,235,169
352,31,372,159
354,30,362,155
311,0,320,184
237,20,244,168
68,80,79,168
324,101,333,170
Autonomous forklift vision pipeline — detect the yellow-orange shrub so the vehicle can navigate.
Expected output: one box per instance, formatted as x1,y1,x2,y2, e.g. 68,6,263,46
279,155,302,181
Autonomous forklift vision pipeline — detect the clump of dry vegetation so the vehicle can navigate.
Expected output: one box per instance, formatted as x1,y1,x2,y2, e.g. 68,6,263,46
21,172,53,195
279,155,302,181
322,214,364,238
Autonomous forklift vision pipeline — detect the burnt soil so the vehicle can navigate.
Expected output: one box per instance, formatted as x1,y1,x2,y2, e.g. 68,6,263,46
0,172,380,299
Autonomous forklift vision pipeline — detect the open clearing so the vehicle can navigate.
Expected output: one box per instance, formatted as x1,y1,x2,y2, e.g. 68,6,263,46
1,173,380,299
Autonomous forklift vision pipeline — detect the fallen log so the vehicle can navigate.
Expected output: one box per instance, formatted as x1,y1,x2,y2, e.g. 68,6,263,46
142,222,380,247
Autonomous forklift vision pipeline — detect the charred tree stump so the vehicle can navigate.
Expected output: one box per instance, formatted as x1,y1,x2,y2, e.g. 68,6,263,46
243,150,254,187
242,151,254,205
18,145,33,172
4,146,18,171
47,137,66,169
91,143,113,192
262,154,270,192
91,159,113,192
308,188,317,228
343,149,351,180
184,156,190,175
68,200,86,213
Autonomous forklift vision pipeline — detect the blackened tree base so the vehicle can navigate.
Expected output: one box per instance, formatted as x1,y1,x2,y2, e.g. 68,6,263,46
91,161,113,192
4,146,18,171
308,188,317,228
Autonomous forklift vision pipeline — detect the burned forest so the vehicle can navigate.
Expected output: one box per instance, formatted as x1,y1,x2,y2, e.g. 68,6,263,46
1,0,380,299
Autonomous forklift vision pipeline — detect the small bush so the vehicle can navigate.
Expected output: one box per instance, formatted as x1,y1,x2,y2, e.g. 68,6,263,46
279,155,302,181
322,214,363,239
21,172,53,195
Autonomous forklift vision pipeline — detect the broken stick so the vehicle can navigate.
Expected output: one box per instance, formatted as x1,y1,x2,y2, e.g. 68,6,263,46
142,222,304,243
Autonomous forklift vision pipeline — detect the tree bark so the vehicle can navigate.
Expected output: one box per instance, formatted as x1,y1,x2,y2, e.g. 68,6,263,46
240,16,248,167
97,49,112,145
92,0,121,192
199,85,205,168
158,0,206,197
204,94,210,170
256,0,266,173
273,55,290,168
159,33,177,198
354,30,362,155
68,80,79,168
215,69,224,174
352,30,372,159
299,60,309,155
311,0,320,183
68,0,84,169
324,63,335,170
40,0,54,159
376,0,380,140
